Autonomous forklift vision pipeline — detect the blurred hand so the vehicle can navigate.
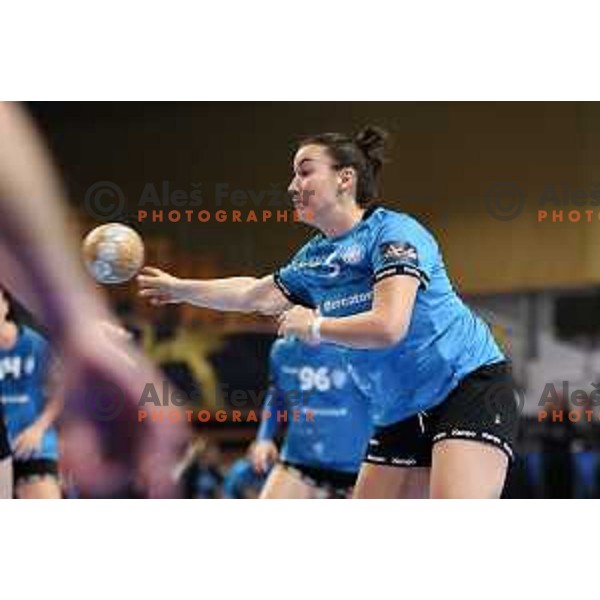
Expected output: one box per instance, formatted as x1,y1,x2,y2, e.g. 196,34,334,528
137,266,186,306
61,315,190,498
13,423,45,460
249,440,279,474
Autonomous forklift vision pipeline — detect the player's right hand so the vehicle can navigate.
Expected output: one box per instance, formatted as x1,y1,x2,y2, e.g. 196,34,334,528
13,423,45,459
249,440,279,474
137,266,186,305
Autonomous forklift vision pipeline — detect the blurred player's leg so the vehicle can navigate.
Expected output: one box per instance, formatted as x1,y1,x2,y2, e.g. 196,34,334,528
430,440,507,499
260,464,316,499
14,459,61,499
0,458,12,499
0,404,12,499
353,465,430,499
16,478,61,499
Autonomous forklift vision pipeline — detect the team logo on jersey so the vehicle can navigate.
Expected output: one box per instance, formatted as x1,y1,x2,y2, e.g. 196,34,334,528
379,241,419,265
331,369,348,389
340,244,364,265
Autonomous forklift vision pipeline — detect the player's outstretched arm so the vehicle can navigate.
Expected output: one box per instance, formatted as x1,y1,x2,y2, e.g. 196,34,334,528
137,267,292,315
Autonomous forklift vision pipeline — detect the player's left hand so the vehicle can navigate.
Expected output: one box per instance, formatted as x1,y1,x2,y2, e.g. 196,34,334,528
277,306,319,344
13,423,45,459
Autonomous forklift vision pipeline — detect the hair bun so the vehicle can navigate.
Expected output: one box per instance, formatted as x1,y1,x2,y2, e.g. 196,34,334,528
354,126,387,173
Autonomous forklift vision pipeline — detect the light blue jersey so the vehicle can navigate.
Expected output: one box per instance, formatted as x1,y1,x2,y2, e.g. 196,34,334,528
0,326,59,460
274,205,504,426
258,338,373,473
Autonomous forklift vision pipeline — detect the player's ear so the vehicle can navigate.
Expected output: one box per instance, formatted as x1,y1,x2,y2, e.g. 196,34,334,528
338,167,356,193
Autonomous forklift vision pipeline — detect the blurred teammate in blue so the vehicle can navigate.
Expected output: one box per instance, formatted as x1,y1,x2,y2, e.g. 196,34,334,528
223,458,267,499
0,288,62,498
248,337,374,499
174,436,224,498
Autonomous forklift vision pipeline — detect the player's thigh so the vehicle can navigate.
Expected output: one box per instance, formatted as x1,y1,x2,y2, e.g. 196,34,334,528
0,408,11,499
427,361,517,499
0,457,12,499
260,464,316,499
353,463,430,498
13,459,61,499
358,414,431,498
16,476,62,499
430,439,508,499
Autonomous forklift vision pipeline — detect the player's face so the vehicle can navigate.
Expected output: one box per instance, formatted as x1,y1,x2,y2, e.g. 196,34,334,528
289,144,342,225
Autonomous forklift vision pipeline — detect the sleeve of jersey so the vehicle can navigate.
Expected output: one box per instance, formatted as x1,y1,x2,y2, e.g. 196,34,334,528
273,262,315,308
370,216,436,290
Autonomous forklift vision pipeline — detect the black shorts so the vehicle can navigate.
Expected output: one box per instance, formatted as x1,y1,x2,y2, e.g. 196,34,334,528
281,461,358,498
364,361,518,468
13,458,59,485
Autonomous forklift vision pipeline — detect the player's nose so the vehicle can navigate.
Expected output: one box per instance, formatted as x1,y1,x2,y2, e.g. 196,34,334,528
287,176,300,196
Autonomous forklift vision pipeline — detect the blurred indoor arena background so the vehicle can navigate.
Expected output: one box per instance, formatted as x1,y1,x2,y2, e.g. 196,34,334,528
18,101,600,498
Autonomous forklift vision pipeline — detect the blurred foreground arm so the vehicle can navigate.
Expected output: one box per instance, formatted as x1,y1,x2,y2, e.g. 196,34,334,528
0,101,110,338
0,102,189,497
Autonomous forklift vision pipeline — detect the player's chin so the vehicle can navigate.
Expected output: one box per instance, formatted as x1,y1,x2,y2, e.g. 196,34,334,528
295,207,316,226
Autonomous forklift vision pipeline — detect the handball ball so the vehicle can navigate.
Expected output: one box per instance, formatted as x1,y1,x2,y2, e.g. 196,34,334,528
82,223,145,284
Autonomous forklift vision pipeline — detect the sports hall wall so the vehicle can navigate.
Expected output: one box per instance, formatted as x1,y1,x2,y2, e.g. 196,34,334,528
31,101,600,294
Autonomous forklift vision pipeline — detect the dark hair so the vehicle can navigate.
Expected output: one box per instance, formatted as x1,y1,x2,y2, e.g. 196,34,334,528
299,125,388,206
0,287,16,323
0,287,45,334
0,287,22,325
